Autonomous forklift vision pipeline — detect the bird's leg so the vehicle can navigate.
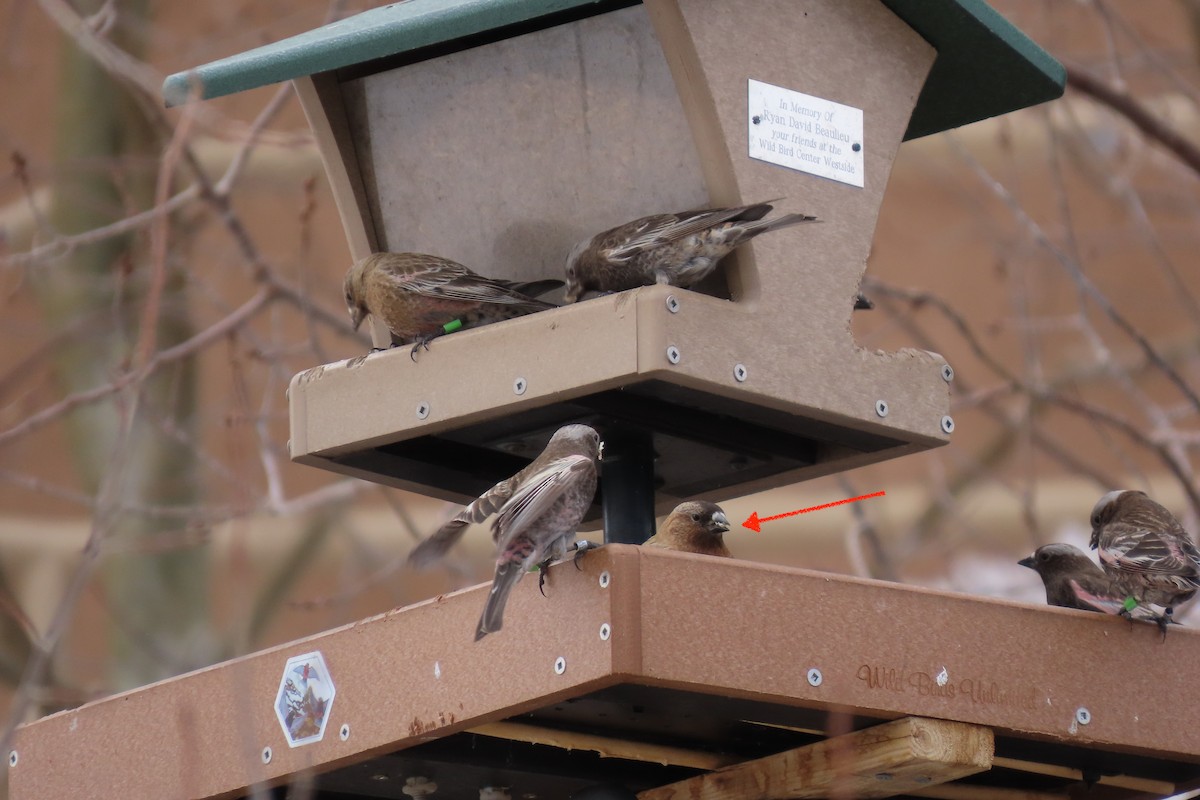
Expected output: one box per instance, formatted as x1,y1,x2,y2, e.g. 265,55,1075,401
571,539,597,569
654,271,671,285
536,556,555,597
1156,607,1175,640
409,320,464,362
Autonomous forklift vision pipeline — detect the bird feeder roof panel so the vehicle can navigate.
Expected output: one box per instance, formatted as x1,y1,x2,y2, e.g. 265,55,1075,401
162,0,1064,138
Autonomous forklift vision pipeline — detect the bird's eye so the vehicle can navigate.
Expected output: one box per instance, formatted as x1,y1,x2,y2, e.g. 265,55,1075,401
1038,551,1050,562
691,512,701,521
1091,513,1101,526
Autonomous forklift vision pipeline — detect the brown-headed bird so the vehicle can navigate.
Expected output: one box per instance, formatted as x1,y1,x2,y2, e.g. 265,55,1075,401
1089,489,1200,632
642,501,732,557
563,202,819,302
406,424,601,641
1019,543,1141,615
344,252,560,359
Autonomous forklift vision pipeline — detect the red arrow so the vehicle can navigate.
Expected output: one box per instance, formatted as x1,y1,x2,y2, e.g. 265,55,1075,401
742,491,886,532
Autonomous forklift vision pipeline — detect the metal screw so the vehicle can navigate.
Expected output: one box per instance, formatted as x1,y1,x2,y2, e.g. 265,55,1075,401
8,750,16,768
875,399,889,418
599,571,611,589
666,295,680,313
340,723,350,741
941,364,954,382
1075,707,1091,726
733,363,748,382
807,667,823,687
261,746,273,764
513,377,527,396
416,401,430,420
554,656,567,675
666,345,681,364
600,623,611,641
941,415,955,434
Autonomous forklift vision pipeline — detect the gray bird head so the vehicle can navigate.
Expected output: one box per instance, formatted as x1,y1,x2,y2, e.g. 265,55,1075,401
343,260,369,331
675,500,730,534
562,237,592,303
550,424,602,459
1018,543,1096,575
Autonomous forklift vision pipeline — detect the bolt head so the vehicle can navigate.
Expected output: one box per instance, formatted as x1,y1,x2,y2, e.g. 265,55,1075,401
666,345,681,364
733,363,748,382
416,402,430,420
941,415,955,434
340,723,350,741
513,377,527,395
600,623,611,641
261,746,272,764
875,400,889,418
807,667,823,687
941,364,954,382
1075,707,1091,725
666,295,680,313
554,656,567,675
599,571,611,588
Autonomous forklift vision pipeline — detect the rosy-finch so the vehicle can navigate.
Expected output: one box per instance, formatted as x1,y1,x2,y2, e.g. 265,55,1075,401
407,424,602,641
564,201,834,302
1089,489,1200,631
344,252,559,358
1019,543,1148,615
642,501,732,557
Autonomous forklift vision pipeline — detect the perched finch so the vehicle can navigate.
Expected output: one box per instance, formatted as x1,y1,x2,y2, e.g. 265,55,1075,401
563,201,819,302
643,501,732,557
406,424,602,641
1089,490,1200,631
343,252,560,358
1018,543,1146,615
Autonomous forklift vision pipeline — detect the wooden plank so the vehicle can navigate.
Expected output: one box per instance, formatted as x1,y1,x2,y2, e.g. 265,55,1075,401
910,786,1064,800
992,755,1174,795
637,717,993,800
469,721,737,770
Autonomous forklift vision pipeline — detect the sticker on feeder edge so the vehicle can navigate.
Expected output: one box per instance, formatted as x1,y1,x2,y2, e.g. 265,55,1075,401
748,79,864,188
275,651,336,747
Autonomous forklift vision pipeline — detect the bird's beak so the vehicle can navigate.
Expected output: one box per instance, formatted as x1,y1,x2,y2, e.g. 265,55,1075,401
1017,555,1035,569
709,511,730,533
349,307,365,332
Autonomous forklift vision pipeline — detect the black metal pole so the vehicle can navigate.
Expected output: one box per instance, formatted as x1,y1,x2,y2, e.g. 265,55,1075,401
600,426,657,544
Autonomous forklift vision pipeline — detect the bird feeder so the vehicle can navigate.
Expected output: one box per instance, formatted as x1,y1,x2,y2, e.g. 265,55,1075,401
11,547,1200,798
158,0,1065,538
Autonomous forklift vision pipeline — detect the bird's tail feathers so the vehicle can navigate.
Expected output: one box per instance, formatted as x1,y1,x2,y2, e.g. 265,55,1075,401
475,560,525,641
510,279,565,299
754,212,819,233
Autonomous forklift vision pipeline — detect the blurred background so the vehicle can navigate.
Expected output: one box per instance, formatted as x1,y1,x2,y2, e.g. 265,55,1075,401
1,0,1199,755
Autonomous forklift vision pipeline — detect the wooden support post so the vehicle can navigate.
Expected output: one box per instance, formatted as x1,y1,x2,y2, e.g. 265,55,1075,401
637,717,993,800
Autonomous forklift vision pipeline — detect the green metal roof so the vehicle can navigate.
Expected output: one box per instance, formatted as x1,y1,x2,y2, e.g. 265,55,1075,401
162,0,1065,140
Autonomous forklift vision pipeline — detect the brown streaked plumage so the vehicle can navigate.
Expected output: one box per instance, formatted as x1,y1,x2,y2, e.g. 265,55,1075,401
1018,543,1141,615
406,425,602,641
563,202,819,303
643,501,732,558
1089,489,1200,631
344,252,559,357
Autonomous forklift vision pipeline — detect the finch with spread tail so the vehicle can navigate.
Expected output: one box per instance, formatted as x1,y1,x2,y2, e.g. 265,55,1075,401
563,201,872,308
1089,489,1200,632
1019,543,1145,615
343,252,560,358
407,425,601,641
643,501,732,557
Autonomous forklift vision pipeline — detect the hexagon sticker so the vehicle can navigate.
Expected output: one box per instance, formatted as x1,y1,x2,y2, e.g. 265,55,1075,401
275,651,336,747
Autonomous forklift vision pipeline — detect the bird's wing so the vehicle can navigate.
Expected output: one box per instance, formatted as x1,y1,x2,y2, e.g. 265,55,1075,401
406,476,516,569
1098,523,1200,581
491,454,594,551
388,258,548,306
601,205,769,261
1066,578,1128,614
